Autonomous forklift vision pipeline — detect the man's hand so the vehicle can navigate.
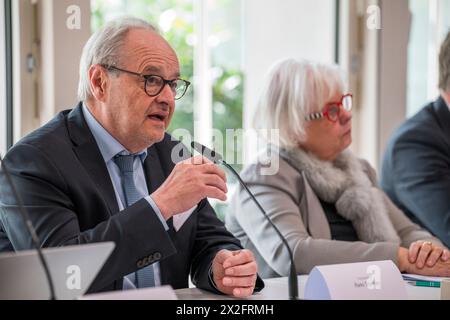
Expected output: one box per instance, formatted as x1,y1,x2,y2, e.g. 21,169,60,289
151,156,227,220
212,249,258,298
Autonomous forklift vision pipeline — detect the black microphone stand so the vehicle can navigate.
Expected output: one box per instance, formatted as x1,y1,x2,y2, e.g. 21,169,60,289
191,141,298,300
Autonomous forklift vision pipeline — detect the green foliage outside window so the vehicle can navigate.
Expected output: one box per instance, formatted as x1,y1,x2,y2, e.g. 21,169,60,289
92,0,195,135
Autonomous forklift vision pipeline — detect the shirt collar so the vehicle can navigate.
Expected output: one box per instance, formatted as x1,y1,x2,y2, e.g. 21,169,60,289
82,103,147,163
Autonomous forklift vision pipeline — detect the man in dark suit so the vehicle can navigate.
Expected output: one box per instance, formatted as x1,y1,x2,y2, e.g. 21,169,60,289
0,17,262,297
381,31,450,249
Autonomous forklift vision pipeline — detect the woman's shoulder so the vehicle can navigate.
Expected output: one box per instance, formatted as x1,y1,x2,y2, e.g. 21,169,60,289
240,151,305,192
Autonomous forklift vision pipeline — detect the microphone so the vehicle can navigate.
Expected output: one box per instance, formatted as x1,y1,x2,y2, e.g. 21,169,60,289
0,153,56,300
191,141,299,300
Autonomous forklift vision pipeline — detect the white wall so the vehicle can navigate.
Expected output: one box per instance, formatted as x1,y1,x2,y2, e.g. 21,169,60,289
242,0,336,131
11,0,91,143
378,0,410,168
356,10,379,170
339,0,410,171
342,0,382,170
40,0,91,124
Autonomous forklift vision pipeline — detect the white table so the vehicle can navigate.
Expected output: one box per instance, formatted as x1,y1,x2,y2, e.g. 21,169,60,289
175,276,441,300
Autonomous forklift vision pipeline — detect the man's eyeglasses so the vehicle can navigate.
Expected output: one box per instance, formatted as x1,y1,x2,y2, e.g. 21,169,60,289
102,65,191,100
305,93,353,122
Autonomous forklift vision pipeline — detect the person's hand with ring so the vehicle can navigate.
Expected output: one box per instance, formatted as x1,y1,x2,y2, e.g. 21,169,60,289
408,240,450,269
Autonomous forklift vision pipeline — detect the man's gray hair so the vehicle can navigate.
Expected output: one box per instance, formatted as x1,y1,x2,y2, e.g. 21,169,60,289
78,16,158,101
254,58,347,149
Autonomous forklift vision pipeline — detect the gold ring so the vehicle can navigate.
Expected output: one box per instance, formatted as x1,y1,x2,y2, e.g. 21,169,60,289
422,241,433,247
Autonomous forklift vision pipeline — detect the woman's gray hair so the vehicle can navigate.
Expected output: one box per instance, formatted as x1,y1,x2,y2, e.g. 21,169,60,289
254,58,347,149
77,16,158,101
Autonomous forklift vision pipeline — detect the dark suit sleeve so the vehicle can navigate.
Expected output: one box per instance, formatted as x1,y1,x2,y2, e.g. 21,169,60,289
389,131,450,247
0,143,177,292
190,199,264,294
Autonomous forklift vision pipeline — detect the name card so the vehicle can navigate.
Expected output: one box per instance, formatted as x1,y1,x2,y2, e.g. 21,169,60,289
304,260,407,300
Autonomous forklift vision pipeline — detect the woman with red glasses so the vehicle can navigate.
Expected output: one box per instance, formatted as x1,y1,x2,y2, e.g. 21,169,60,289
225,58,450,279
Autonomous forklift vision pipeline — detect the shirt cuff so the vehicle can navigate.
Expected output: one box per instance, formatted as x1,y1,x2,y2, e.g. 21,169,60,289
208,264,222,293
145,195,169,231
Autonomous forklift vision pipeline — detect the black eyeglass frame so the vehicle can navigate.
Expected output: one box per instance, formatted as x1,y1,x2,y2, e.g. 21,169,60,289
101,64,191,100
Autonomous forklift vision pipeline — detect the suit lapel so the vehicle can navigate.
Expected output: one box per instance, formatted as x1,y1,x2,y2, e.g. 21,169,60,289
66,103,119,215
143,145,176,286
143,145,167,193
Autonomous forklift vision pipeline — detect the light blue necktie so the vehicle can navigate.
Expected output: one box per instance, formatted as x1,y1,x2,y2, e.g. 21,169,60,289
114,154,155,288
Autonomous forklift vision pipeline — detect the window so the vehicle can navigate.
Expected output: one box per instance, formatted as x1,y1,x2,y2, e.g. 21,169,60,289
91,0,245,219
208,0,244,217
92,0,195,136
90,0,338,219
407,0,450,117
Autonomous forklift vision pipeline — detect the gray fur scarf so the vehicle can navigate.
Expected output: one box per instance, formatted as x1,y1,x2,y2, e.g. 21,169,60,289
276,146,400,244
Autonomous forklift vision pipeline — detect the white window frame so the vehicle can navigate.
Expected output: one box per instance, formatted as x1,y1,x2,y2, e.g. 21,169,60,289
427,0,440,101
0,0,6,156
424,0,447,104
193,0,213,148
427,0,448,101
406,0,450,117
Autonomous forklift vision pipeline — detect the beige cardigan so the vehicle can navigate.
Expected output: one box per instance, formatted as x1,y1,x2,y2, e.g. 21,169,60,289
225,150,441,278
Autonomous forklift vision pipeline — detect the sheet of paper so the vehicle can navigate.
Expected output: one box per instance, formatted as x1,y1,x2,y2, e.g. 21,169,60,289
402,274,449,283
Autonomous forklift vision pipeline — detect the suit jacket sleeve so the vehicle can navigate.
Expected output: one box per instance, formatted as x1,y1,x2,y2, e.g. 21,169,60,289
184,181,265,294
0,143,177,292
388,128,450,247
154,136,264,294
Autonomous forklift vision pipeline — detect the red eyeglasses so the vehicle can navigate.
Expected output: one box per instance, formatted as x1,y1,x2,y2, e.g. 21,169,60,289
305,93,353,122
